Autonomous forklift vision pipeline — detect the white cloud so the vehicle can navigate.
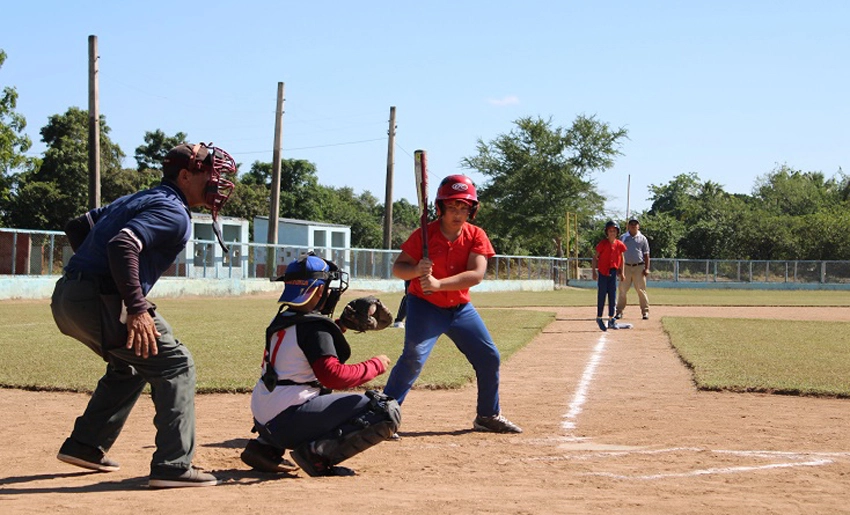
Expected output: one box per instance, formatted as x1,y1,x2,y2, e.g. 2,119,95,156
487,95,520,106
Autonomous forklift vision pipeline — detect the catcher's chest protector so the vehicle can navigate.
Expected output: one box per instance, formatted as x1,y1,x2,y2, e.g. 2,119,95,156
261,313,352,392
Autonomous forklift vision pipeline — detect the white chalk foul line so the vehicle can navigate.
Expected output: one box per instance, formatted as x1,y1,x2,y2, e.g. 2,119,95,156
562,332,608,431
587,459,833,480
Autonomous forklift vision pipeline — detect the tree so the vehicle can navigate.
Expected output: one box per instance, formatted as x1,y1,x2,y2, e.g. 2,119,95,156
752,164,835,217
8,107,125,230
462,115,627,255
390,198,420,248
0,49,34,224
134,129,188,172
238,158,325,222
317,186,383,248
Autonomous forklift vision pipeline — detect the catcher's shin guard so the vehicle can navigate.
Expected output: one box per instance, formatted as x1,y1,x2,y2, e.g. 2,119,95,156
310,390,401,466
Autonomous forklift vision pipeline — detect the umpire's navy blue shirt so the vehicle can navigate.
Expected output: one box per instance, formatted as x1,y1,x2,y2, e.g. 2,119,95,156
66,181,192,296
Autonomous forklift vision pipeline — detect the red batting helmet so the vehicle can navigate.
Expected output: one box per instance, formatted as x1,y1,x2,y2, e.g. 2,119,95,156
436,174,479,219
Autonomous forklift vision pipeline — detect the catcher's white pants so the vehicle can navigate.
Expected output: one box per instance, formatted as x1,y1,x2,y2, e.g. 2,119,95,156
616,265,649,315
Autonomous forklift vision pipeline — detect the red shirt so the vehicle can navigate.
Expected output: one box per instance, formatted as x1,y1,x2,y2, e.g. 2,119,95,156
595,239,627,276
400,220,495,308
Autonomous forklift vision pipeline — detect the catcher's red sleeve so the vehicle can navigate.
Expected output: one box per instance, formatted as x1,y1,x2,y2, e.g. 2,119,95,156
311,355,386,390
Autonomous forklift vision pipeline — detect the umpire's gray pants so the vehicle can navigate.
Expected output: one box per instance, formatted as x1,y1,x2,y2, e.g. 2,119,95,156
51,273,197,474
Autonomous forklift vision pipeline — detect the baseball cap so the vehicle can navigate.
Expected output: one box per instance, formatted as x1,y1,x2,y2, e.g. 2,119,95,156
628,218,639,224
162,143,210,175
277,255,330,305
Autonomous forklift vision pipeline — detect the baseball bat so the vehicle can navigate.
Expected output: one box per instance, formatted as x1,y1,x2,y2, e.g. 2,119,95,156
414,149,432,294
414,149,429,258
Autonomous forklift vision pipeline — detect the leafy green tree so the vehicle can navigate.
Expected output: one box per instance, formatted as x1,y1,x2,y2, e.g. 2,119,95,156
241,159,325,221
390,198,421,248
8,107,124,229
633,211,685,259
462,115,627,256
134,129,188,172
317,186,383,248
752,164,835,216
647,172,702,220
102,167,161,202
0,49,34,224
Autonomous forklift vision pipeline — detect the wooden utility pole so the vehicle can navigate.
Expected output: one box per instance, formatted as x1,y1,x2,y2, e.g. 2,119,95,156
382,106,397,249
565,212,579,280
87,35,100,209
267,82,285,278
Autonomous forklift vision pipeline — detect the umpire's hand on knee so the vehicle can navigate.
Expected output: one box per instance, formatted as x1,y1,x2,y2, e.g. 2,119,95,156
126,312,161,358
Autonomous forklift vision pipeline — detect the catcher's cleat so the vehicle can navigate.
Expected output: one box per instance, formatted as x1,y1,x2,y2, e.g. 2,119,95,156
290,444,356,477
149,467,218,488
596,317,607,331
241,439,298,473
57,438,120,472
473,414,523,434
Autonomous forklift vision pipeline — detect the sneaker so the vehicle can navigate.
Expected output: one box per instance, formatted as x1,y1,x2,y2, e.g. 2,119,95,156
608,318,618,330
614,312,623,320
472,414,523,434
642,313,649,320
241,439,297,473
57,438,120,472
149,467,218,488
596,317,607,332
391,321,405,329
290,444,356,477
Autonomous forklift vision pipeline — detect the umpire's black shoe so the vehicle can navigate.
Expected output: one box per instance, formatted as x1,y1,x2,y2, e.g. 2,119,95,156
148,466,218,488
290,444,356,477
57,437,120,472
241,439,298,473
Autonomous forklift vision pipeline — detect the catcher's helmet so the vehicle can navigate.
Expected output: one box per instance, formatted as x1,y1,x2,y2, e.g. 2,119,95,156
604,220,621,236
276,253,349,315
436,174,479,219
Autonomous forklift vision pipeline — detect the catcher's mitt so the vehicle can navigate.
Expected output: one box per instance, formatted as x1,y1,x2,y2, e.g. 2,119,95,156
338,296,393,332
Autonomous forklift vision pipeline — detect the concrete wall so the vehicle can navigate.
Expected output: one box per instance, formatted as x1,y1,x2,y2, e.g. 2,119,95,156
0,276,555,301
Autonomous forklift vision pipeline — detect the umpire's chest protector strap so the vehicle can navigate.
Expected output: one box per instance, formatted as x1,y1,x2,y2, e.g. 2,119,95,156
265,313,351,363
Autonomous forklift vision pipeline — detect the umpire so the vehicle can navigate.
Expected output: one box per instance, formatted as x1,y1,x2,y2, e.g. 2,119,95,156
51,143,236,488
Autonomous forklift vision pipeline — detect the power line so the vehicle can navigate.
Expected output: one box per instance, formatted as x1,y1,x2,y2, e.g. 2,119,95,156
230,137,385,155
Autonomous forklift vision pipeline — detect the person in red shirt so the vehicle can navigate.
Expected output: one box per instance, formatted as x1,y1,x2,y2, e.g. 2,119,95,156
383,175,522,434
592,221,627,331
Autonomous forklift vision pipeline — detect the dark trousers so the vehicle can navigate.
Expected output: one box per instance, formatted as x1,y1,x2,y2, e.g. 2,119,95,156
51,274,197,474
596,268,618,318
262,393,373,450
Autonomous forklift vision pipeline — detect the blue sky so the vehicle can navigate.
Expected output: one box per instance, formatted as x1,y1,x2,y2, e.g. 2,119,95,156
3,1,848,217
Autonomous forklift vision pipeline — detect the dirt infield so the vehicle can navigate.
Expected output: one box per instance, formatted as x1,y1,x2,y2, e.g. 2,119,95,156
2,305,850,514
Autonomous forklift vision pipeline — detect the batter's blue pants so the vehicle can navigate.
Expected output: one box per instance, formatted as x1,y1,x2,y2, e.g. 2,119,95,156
384,295,501,417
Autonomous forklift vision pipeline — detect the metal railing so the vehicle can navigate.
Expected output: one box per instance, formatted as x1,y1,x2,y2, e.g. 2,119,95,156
3,228,850,285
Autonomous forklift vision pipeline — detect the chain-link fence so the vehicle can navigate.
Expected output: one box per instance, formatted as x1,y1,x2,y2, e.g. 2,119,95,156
3,228,850,285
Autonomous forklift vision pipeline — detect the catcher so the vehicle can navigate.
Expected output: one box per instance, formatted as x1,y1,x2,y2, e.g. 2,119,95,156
240,254,400,477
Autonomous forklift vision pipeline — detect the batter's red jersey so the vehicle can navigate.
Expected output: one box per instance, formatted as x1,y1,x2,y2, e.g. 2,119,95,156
400,220,495,308
595,238,627,276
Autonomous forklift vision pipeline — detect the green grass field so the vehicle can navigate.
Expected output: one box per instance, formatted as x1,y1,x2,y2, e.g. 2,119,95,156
2,288,850,396
663,317,850,397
